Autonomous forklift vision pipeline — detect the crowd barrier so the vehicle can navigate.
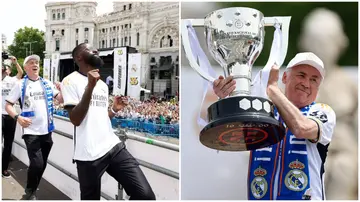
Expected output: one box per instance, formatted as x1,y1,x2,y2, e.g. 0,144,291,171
54,110,179,138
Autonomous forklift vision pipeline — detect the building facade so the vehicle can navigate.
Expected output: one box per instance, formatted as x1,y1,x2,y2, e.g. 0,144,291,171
2,34,8,51
44,2,179,98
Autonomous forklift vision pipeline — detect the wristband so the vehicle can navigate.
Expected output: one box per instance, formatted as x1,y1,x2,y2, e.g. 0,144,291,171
110,107,117,114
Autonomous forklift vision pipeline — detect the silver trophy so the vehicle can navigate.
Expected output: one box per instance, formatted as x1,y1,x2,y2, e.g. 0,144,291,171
182,7,291,151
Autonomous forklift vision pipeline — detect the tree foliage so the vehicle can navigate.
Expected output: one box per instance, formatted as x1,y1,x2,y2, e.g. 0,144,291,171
8,27,46,62
7,27,45,77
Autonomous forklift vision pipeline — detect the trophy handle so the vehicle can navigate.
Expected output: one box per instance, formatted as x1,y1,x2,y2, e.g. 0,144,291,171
181,19,216,83
264,16,291,67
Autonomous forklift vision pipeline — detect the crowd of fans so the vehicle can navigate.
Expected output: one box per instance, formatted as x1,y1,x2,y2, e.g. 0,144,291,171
113,96,179,125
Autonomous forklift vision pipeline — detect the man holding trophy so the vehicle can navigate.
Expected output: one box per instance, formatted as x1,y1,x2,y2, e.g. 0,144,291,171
182,7,336,200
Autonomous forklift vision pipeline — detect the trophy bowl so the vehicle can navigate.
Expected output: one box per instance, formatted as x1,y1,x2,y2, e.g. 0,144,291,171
182,7,291,151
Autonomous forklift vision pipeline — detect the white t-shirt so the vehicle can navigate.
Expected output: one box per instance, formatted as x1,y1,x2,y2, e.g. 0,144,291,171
2,76,18,115
6,78,59,135
305,103,336,200
61,71,120,161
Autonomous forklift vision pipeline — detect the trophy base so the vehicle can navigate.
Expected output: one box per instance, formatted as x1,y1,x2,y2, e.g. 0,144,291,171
200,96,286,151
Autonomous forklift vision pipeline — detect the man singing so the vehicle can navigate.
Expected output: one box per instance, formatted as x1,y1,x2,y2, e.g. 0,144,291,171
5,55,64,200
213,52,336,200
61,43,155,200
2,56,23,178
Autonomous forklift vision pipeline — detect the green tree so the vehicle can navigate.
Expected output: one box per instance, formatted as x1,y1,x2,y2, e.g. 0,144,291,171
8,27,45,63
7,27,45,77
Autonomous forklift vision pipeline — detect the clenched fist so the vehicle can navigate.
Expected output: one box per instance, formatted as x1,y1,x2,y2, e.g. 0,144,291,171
9,56,17,64
87,69,100,89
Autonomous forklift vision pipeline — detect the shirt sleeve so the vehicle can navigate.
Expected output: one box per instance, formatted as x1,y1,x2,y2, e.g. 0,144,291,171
61,76,80,107
5,80,21,104
307,103,336,145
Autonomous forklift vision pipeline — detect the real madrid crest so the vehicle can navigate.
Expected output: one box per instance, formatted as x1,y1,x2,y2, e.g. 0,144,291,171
24,96,31,109
130,77,138,85
285,159,308,192
251,166,268,199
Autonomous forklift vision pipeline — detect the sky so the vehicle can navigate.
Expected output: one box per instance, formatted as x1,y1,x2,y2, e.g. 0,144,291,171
0,0,113,46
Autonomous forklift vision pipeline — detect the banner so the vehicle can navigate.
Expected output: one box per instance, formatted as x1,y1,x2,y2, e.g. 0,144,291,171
113,47,127,95
51,53,60,83
43,58,51,80
127,53,141,100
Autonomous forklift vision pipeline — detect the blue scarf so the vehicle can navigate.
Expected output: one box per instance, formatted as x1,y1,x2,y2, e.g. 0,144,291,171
248,102,315,200
21,75,55,133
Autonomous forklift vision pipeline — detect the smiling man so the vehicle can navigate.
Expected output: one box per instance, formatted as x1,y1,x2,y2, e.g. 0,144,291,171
213,52,336,200
5,54,63,200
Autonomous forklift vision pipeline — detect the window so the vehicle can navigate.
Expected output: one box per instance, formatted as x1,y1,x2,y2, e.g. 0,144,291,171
121,25,123,30
102,28,105,33
169,35,173,47
129,24,131,29
62,13,65,19
52,30,55,36
129,4,132,9
113,26,116,31
53,14,56,20
61,29,64,36
55,40,60,51
109,40,112,47
57,13,60,19
117,38,119,46
125,24,128,29
102,40,105,48
85,28,89,32
121,38,123,46
129,36,131,46
123,5,126,10
124,37,127,46
113,39,116,47
85,39,88,43
99,41,101,48
76,28,78,33
110,27,112,32
136,33,140,46
76,40,79,46
117,26,119,31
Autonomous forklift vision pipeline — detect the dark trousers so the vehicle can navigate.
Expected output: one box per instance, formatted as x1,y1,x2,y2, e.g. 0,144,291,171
23,133,53,194
76,142,155,200
2,115,17,171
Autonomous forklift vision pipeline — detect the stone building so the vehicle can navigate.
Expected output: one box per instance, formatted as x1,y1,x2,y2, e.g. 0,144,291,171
44,1,179,97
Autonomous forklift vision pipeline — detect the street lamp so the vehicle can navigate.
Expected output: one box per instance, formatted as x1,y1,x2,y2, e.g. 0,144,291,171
21,47,28,56
23,41,38,55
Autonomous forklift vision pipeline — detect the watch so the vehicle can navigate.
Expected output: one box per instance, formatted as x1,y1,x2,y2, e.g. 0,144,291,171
14,115,19,121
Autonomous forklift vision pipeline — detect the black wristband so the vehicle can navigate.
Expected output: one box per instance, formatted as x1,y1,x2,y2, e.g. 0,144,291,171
14,115,19,121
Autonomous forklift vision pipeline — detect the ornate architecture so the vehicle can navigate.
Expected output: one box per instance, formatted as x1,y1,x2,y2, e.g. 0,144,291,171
44,2,179,97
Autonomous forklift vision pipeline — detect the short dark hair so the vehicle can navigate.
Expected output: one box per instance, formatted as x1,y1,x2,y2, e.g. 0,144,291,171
72,43,88,59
